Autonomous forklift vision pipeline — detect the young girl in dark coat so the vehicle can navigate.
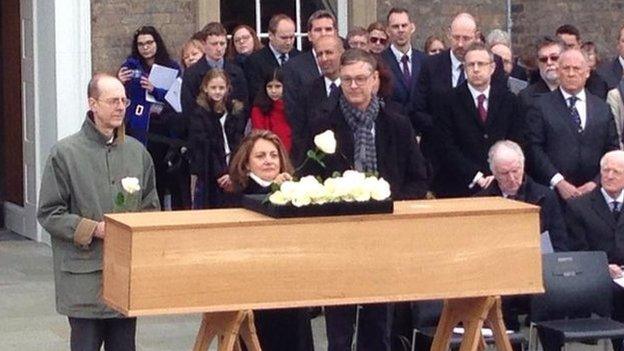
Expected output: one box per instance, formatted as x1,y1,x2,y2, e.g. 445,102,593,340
189,69,247,209
250,68,292,152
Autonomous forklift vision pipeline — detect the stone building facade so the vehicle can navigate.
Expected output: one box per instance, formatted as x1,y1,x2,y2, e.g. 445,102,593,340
91,0,624,74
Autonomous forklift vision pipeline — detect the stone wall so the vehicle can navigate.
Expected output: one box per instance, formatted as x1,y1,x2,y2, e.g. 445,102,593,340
91,0,197,73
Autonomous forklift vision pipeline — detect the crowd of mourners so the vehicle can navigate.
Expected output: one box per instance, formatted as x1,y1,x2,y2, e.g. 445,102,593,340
35,5,624,351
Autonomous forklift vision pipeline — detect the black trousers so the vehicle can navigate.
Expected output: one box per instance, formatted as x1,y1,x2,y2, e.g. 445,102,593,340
254,308,314,351
68,317,137,351
325,303,392,351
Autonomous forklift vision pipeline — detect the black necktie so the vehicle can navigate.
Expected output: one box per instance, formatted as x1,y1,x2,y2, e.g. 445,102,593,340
329,82,339,97
279,53,287,66
567,96,582,133
401,54,411,85
457,64,466,86
613,201,621,221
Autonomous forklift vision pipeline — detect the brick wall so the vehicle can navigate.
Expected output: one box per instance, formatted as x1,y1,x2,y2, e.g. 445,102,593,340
91,0,197,73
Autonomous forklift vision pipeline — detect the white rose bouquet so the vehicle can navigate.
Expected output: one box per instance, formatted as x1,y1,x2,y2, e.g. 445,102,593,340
114,177,141,212
269,170,391,207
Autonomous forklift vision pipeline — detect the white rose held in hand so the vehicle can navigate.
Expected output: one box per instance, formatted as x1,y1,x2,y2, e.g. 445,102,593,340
314,130,336,154
121,177,141,194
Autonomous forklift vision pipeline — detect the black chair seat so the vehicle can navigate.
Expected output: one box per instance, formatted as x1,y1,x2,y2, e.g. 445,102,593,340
536,317,624,341
418,326,527,346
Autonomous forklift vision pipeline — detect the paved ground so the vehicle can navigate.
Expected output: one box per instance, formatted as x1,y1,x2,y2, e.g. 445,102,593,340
0,230,608,350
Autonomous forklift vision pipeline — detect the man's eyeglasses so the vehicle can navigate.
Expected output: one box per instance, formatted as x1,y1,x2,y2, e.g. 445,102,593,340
464,61,492,70
369,37,387,45
98,97,131,107
233,35,251,44
537,55,560,63
341,74,372,86
137,40,155,48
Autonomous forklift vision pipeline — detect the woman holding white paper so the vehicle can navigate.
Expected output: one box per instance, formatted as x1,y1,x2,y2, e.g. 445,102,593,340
117,25,180,145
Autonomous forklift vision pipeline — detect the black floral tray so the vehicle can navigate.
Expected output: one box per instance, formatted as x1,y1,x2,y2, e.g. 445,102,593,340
241,194,394,218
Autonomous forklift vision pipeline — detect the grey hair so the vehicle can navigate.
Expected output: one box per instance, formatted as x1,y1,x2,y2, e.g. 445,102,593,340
600,150,624,168
488,140,525,173
486,29,511,48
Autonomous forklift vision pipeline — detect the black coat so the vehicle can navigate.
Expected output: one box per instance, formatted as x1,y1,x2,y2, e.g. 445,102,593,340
188,101,247,208
305,102,428,200
180,57,249,116
433,81,525,197
527,89,619,187
244,46,300,103
597,57,623,90
518,78,552,119
282,51,321,134
476,176,569,251
380,47,426,116
566,187,624,264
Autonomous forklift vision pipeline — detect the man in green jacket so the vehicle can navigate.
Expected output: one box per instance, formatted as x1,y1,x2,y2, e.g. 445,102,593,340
37,73,160,351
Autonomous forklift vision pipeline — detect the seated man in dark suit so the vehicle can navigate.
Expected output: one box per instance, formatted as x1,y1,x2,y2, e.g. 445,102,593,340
283,10,337,133
527,48,619,200
244,14,299,103
597,24,624,90
561,150,624,351
434,42,524,198
380,7,425,117
180,22,248,116
305,48,428,351
292,34,344,165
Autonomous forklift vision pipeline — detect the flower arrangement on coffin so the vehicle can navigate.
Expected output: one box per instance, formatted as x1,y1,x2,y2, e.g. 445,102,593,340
267,130,392,207
113,177,141,212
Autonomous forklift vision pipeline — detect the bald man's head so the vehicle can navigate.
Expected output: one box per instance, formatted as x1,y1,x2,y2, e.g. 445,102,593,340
448,13,478,61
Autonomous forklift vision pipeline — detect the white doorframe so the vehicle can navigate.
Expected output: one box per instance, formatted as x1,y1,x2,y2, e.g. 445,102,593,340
6,0,91,243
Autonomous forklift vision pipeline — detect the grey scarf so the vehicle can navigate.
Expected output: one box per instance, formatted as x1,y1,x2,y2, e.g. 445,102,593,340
339,95,381,173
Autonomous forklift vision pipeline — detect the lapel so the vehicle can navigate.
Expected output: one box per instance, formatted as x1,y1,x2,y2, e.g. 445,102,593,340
410,49,423,89
440,50,453,89
330,107,355,168
485,85,503,128
457,83,483,128
590,188,616,229
374,109,390,176
383,48,409,90
304,51,321,81
614,58,623,80
261,47,279,68
583,94,596,136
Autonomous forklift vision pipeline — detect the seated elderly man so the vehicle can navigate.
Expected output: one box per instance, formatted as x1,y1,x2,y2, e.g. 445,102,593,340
477,140,568,250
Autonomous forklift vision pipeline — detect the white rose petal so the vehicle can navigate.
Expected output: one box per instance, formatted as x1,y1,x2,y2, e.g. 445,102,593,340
291,193,312,207
371,178,391,201
121,177,141,194
280,181,298,201
268,191,289,205
314,130,337,154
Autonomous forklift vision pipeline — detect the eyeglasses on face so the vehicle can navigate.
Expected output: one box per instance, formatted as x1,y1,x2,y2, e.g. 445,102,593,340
98,97,131,107
369,37,387,45
464,61,492,70
340,74,373,86
137,40,155,48
537,55,560,63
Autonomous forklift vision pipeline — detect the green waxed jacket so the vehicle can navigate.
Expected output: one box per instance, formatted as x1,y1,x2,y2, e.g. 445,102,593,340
37,113,160,318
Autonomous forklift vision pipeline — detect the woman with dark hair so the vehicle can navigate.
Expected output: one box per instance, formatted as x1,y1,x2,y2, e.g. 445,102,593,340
118,26,186,210
226,24,263,68
227,130,314,351
250,68,292,151
117,25,181,145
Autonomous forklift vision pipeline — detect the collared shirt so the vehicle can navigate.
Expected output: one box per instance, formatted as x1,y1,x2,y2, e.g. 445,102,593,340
550,88,589,187
601,187,624,211
450,50,463,88
205,56,224,69
324,76,341,97
249,172,273,187
269,43,288,65
390,44,412,74
467,83,491,111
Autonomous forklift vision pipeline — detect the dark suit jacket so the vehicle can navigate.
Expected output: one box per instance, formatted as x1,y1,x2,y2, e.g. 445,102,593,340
597,57,623,90
586,70,609,100
291,76,340,165
244,46,300,103
477,176,569,251
380,47,425,116
518,78,552,118
567,187,624,264
305,102,428,200
527,89,619,187
282,51,321,133
433,81,525,197
180,57,249,116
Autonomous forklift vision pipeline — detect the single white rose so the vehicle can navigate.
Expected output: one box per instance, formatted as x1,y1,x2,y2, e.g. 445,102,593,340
342,170,366,182
121,177,141,194
371,178,391,201
280,180,298,201
269,191,289,205
314,130,336,154
349,182,371,202
291,192,312,207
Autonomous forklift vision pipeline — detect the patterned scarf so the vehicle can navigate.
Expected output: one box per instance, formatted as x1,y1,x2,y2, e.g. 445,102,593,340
339,94,381,173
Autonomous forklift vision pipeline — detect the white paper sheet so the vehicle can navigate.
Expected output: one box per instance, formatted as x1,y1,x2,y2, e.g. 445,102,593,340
165,78,183,113
148,64,179,89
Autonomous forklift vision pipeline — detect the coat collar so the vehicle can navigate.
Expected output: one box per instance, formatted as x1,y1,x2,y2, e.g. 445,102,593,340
83,111,126,146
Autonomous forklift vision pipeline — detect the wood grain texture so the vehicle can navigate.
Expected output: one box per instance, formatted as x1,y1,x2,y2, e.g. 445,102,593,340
103,198,543,316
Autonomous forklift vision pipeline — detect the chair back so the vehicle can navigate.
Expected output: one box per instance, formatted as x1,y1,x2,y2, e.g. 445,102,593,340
531,251,612,322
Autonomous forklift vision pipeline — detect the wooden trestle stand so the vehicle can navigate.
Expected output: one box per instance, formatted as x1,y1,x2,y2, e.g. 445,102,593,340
103,197,543,351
